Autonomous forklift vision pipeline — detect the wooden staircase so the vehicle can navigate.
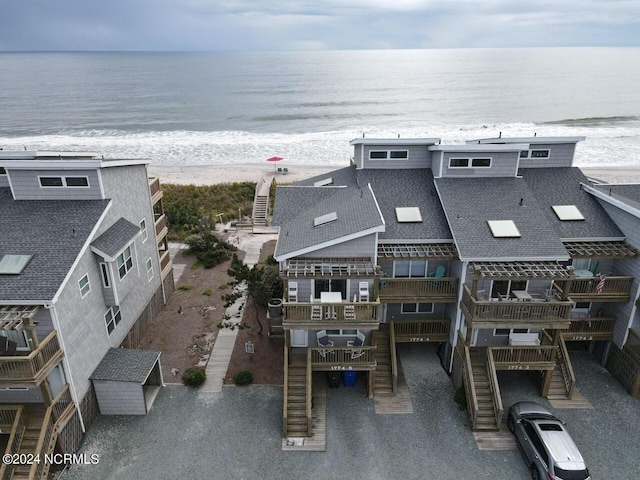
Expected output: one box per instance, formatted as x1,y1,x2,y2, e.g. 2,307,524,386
284,354,311,437
469,349,500,431
251,177,271,226
10,405,45,480
547,363,571,399
372,325,394,395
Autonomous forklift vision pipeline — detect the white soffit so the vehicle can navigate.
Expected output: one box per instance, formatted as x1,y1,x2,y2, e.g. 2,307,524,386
395,207,423,223
0,254,33,274
487,220,521,238
552,205,585,221
314,212,338,227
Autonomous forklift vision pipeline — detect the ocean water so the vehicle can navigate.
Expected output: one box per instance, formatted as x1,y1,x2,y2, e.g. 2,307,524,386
1,48,640,167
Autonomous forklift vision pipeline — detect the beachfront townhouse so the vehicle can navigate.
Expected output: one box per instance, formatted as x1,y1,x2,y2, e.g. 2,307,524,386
272,135,639,438
0,152,173,479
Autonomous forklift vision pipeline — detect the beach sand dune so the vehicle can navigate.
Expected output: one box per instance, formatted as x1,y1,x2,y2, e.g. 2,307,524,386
148,163,640,186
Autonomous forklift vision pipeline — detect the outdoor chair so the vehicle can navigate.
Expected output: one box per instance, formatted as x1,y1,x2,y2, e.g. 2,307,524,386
428,265,446,278
346,331,366,360
311,305,322,320
316,330,335,358
359,282,369,302
288,281,298,302
343,305,356,320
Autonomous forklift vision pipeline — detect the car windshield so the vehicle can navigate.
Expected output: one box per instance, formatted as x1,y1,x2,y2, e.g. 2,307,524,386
554,467,590,480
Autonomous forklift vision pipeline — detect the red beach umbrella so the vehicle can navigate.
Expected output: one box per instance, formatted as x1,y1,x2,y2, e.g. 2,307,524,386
266,156,283,174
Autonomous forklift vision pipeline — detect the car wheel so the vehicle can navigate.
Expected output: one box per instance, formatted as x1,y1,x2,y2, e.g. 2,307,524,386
530,465,540,480
507,417,515,434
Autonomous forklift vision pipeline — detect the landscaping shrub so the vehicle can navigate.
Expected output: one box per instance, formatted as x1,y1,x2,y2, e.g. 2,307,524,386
182,367,206,387
185,232,237,268
233,370,253,386
202,289,212,296
178,284,193,291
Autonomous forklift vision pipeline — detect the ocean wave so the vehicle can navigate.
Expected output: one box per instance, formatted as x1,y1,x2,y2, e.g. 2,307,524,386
1,123,639,168
541,116,640,127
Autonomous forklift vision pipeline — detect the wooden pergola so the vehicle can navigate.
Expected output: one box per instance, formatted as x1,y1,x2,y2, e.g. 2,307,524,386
377,242,458,259
283,258,380,278
468,261,571,281
563,240,637,258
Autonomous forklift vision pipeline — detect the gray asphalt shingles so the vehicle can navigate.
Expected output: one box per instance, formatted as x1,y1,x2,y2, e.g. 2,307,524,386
91,217,141,258
592,183,640,211
521,167,624,239
435,177,569,260
91,348,161,383
0,188,109,301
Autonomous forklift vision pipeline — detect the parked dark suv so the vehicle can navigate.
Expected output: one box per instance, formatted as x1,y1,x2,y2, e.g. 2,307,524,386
508,402,591,480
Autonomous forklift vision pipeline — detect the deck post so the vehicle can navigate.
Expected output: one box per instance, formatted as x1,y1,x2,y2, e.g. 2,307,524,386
368,371,374,399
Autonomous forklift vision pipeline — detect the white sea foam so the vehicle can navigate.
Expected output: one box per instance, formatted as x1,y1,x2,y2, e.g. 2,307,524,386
1,122,639,168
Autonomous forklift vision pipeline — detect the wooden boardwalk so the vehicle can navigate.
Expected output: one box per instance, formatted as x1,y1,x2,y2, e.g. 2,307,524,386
472,430,518,451
282,379,327,451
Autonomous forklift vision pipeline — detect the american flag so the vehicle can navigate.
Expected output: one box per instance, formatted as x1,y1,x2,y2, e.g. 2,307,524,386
596,274,606,295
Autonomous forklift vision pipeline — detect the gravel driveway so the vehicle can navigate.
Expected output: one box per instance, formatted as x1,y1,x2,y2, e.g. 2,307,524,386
62,344,639,480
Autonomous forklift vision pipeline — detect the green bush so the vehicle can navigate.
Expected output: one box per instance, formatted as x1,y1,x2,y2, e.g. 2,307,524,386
202,289,212,296
182,367,206,387
184,232,237,268
233,370,253,386
178,284,193,291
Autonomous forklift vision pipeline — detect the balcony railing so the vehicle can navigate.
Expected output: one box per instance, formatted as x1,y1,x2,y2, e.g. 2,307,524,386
562,316,616,341
461,285,573,329
309,346,377,370
392,319,450,342
0,330,63,387
155,213,168,241
624,329,640,364
159,249,172,279
0,405,26,480
149,177,162,204
489,345,557,370
282,300,380,329
554,276,633,302
378,277,459,303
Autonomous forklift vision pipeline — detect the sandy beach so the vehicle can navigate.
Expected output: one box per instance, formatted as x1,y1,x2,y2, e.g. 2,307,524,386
148,163,640,186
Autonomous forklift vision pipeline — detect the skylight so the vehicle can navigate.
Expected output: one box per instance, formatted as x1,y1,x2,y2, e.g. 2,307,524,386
487,220,521,238
552,205,585,221
0,255,33,274
314,212,338,227
314,178,333,187
395,207,423,223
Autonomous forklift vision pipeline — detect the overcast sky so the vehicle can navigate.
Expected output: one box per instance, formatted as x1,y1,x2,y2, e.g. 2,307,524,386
1,0,639,51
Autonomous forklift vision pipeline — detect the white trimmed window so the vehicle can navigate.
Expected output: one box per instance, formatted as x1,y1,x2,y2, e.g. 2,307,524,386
146,258,153,281
140,219,148,242
449,157,492,168
394,260,427,278
401,303,434,314
99,263,111,288
116,246,133,279
38,176,89,188
369,150,409,160
531,149,549,158
104,306,122,335
494,328,529,336
78,274,90,298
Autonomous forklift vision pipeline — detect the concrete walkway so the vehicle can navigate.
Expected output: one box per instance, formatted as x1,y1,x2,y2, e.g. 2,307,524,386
200,233,277,394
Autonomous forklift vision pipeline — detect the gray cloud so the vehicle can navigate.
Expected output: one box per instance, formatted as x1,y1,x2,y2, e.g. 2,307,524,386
0,0,639,51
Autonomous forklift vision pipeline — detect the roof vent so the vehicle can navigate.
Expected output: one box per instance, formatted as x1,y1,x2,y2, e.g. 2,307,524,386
314,212,338,227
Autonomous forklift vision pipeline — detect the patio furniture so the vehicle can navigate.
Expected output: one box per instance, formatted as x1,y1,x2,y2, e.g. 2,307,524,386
344,305,355,320
359,282,369,302
346,331,366,359
311,305,322,320
316,330,335,358
543,288,557,301
288,281,298,302
512,290,533,301
428,265,446,278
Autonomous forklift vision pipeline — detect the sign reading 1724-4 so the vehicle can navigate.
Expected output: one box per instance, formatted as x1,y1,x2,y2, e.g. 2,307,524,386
410,337,430,342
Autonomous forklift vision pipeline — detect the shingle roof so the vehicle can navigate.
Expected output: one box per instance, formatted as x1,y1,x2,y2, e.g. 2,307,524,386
356,169,452,241
0,188,109,302
520,168,624,239
592,184,640,211
90,347,161,383
91,218,140,259
273,184,384,258
435,177,569,260
293,166,358,188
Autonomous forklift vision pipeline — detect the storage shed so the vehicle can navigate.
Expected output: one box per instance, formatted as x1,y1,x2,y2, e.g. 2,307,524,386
91,348,163,415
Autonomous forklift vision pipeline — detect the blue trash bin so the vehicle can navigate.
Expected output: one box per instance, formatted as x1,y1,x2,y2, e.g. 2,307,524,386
343,370,356,387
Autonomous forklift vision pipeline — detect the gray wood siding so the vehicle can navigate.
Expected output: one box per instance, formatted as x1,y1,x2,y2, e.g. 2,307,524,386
385,302,447,321
54,164,163,400
0,174,8,188
8,169,102,200
358,144,432,170
518,143,576,169
596,202,640,346
34,308,54,342
304,234,376,259
0,387,44,403
93,380,146,415
440,151,518,177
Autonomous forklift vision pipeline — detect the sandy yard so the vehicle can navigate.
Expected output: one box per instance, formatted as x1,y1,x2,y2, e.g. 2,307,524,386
140,237,283,385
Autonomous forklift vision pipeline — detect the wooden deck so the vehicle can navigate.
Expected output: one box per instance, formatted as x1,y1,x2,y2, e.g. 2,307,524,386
472,430,518,451
378,277,459,303
548,387,593,409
